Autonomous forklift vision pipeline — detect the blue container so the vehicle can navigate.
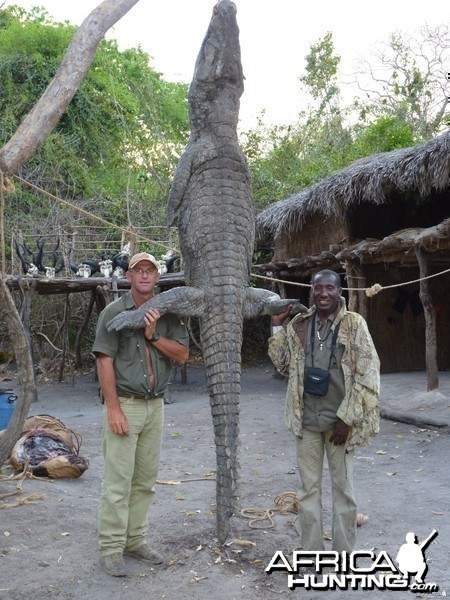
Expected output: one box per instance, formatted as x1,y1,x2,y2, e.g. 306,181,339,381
0,390,17,430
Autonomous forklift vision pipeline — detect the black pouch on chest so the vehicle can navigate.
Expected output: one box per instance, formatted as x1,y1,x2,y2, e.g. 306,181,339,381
304,367,330,396
304,321,340,397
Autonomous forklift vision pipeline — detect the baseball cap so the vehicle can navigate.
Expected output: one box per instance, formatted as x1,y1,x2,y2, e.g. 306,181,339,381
128,252,160,273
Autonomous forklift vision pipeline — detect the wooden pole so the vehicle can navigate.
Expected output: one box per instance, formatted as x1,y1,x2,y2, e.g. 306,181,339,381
415,247,439,391
58,293,71,382
75,290,96,368
352,264,367,319
345,263,359,312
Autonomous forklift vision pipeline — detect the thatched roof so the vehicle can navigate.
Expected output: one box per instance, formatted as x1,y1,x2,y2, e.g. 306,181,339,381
256,130,450,237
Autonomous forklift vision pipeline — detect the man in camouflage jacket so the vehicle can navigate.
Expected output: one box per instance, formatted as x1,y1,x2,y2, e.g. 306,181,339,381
269,269,380,554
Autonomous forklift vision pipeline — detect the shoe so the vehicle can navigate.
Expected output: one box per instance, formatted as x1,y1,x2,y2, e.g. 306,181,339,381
101,552,127,577
124,544,165,565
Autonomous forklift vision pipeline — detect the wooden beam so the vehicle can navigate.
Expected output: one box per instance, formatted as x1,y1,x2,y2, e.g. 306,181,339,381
415,247,439,391
4,272,185,295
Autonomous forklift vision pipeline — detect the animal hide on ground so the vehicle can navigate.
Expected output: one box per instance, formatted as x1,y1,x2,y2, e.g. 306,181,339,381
9,414,89,478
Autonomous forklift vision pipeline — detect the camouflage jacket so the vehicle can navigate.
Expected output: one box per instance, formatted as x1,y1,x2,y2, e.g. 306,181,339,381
268,298,380,450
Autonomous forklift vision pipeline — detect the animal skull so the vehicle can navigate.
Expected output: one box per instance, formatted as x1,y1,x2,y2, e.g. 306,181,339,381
77,264,91,278
27,264,39,277
99,259,113,277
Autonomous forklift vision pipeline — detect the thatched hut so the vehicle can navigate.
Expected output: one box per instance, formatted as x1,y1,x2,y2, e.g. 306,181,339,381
256,130,450,386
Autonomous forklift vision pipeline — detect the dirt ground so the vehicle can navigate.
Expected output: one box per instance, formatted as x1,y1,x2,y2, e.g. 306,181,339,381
0,359,449,600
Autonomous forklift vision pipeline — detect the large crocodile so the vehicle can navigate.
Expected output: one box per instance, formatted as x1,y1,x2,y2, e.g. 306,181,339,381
107,0,305,544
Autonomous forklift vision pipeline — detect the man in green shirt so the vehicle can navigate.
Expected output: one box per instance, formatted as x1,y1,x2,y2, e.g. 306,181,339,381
93,252,189,577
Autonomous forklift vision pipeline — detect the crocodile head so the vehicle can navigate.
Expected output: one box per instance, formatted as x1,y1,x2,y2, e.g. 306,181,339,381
189,0,244,139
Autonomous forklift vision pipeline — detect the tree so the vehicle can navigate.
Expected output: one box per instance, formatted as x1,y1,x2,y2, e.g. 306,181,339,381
350,116,415,158
243,33,353,210
0,0,141,173
352,25,450,140
299,31,341,117
0,4,189,231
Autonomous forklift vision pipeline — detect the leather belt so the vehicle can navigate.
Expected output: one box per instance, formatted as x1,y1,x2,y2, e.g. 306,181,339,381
117,391,162,401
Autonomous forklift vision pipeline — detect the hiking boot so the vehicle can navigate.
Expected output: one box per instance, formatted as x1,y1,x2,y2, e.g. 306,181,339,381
124,544,165,565
101,552,127,577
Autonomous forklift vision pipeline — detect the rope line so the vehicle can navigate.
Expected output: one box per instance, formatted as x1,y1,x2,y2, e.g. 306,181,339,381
240,491,298,529
252,267,450,297
10,174,177,254
8,174,450,295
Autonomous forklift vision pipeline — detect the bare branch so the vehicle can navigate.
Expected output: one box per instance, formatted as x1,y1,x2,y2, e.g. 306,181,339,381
350,24,449,136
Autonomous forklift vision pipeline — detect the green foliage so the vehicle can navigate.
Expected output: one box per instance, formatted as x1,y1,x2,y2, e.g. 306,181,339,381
299,32,341,111
351,117,415,157
0,7,75,125
0,5,189,236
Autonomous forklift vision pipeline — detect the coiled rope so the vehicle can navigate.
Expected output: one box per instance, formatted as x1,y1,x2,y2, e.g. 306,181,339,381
240,491,298,529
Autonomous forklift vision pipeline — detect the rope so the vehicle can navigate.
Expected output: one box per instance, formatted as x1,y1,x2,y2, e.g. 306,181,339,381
240,507,275,529
0,492,47,509
252,267,450,297
239,492,369,533
11,174,178,254
274,491,298,513
252,272,312,289
10,174,450,294
240,491,298,529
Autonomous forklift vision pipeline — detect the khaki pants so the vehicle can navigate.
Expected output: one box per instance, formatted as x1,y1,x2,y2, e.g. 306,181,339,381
296,428,356,553
98,396,164,556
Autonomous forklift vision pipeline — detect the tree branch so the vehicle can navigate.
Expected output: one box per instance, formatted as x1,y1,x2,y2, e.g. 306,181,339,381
0,0,140,174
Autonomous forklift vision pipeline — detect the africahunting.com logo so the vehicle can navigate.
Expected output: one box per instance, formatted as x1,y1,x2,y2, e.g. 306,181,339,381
266,530,440,593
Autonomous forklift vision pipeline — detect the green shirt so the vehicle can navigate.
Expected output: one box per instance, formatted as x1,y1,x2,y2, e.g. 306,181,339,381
303,315,345,432
92,292,189,397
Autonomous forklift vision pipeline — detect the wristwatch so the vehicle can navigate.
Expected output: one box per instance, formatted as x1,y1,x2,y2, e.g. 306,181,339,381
148,331,160,343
